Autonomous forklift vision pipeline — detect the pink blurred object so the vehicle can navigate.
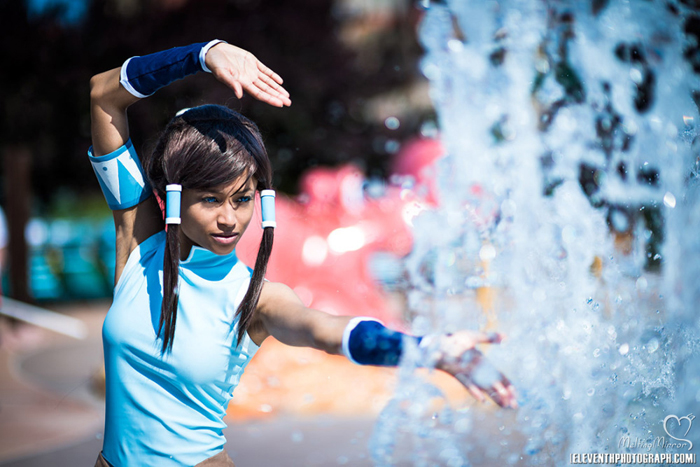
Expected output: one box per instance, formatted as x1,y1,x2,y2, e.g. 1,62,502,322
392,136,500,229
391,137,445,205
237,164,417,326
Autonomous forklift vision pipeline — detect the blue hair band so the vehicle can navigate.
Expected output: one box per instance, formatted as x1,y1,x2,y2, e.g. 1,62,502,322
165,184,182,225
261,190,276,229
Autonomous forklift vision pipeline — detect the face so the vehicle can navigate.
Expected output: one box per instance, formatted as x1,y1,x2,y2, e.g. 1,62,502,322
179,174,257,259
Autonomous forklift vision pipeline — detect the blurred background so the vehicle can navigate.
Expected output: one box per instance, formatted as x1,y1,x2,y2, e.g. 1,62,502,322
0,0,465,465
0,0,438,303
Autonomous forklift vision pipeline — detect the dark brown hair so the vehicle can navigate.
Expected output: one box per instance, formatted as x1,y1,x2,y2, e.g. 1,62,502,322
145,105,273,353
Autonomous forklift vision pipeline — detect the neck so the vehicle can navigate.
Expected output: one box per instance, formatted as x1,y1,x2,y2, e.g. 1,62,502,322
178,229,194,261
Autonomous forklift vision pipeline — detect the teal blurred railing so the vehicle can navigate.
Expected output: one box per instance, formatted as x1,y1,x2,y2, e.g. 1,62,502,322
16,217,116,300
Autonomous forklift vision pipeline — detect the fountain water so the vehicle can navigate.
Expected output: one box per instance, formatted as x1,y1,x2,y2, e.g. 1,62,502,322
371,1,700,465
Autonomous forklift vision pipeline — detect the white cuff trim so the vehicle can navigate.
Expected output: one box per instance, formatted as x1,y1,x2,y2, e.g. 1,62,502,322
119,57,150,99
200,39,226,73
341,317,384,365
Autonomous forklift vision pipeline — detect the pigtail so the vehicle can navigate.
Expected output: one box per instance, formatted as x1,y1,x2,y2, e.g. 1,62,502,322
160,222,181,354
235,196,274,345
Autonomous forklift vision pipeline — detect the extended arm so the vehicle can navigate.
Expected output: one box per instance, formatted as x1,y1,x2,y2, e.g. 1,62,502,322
253,282,517,408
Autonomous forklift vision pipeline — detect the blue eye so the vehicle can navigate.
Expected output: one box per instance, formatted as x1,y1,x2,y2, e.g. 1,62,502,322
237,196,252,203
203,196,218,204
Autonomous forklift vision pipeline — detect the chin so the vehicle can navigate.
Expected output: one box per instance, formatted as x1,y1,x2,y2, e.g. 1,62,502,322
209,241,238,255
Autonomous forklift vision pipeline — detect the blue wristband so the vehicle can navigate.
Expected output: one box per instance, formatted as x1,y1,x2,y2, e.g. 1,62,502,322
120,40,224,98
342,318,422,366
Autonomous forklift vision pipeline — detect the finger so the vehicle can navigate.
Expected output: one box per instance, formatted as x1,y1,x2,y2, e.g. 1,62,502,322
258,73,290,98
257,60,284,84
455,374,486,403
492,381,518,409
505,384,518,408
474,331,503,344
467,384,487,403
243,82,286,107
481,385,506,407
251,80,291,106
232,81,244,100
253,77,289,100
492,381,512,404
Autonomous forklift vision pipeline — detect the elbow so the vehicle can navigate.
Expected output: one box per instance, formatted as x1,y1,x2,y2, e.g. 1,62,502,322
89,72,107,104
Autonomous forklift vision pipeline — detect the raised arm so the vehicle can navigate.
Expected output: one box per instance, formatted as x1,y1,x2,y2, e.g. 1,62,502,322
90,66,162,284
89,41,291,284
253,282,517,409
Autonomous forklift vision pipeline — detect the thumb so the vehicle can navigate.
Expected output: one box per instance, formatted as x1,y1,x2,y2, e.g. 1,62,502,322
232,81,244,99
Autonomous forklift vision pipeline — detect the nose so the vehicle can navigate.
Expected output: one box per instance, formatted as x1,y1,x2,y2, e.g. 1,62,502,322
216,202,237,229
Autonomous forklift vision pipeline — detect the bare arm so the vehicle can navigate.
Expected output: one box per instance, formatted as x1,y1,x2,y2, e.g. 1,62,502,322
251,282,352,354
89,68,163,284
252,282,517,408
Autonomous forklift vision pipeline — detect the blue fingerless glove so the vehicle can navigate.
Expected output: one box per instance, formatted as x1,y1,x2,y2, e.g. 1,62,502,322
342,318,423,366
120,40,224,98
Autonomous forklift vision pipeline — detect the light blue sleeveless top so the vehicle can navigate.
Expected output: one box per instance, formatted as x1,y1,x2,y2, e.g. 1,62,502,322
101,230,260,466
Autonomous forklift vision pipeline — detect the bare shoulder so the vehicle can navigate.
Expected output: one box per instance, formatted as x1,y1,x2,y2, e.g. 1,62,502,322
257,281,303,313
248,282,301,346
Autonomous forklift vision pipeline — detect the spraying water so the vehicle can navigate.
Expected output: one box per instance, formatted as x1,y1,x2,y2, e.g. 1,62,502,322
371,1,700,465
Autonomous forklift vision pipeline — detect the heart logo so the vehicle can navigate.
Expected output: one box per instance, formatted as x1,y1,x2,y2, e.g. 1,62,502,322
663,414,695,451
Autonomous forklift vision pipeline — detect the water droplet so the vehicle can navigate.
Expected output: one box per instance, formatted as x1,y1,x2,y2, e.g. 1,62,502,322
384,139,400,154
629,68,643,84
447,39,464,53
619,343,629,355
663,192,677,208
384,116,400,130
454,418,472,433
636,277,648,292
646,338,659,353
533,288,547,302
587,388,596,396
479,244,497,261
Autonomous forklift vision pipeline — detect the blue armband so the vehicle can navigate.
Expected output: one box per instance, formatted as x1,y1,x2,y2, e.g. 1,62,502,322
341,318,422,366
120,40,224,98
88,139,152,210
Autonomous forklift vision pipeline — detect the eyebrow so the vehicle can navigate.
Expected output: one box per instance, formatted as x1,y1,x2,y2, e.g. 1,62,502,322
196,181,255,196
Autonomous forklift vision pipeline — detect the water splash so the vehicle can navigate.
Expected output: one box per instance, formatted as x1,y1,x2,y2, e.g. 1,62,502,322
372,1,700,464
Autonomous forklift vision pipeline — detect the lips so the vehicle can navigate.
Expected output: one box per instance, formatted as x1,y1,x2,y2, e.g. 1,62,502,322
211,232,239,245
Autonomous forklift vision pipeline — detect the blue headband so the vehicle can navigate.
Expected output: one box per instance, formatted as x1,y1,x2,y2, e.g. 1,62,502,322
165,184,182,224
261,190,276,229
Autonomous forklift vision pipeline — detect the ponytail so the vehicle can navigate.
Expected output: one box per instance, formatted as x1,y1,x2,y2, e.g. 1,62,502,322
160,222,181,354
235,193,274,345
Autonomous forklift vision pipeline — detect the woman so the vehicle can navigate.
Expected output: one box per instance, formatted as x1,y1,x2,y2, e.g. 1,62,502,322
89,40,517,467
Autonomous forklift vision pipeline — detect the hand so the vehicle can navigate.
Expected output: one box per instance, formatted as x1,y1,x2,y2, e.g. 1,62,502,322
205,43,292,108
430,331,517,409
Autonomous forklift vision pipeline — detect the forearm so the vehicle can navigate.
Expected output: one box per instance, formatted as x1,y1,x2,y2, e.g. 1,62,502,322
89,67,138,156
264,306,351,355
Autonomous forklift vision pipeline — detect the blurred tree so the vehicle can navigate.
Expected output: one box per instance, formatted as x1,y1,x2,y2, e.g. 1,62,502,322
1,0,430,208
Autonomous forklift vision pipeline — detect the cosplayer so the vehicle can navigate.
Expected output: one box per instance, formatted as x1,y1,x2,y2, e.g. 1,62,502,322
89,40,517,467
